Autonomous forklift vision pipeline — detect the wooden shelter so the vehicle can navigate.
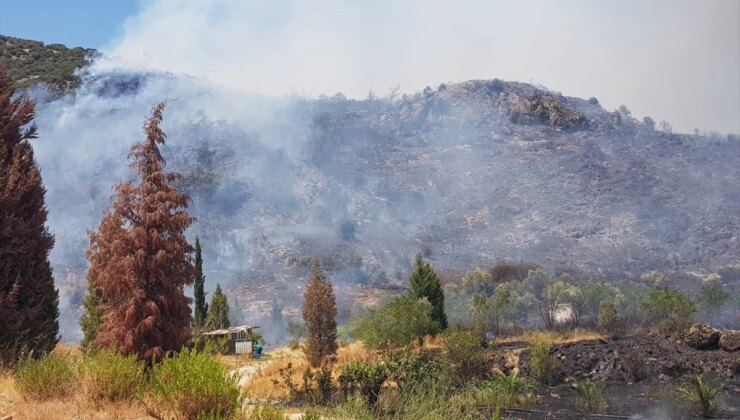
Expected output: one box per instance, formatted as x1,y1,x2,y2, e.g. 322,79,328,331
202,325,260,354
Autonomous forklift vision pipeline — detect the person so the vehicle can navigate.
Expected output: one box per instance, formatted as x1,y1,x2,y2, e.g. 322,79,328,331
253,341,263,360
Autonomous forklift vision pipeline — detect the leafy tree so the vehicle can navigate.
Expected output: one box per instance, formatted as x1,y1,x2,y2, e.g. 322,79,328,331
350,295,439,351
597,299,618,332
87,102,194,362
697,274,731,325
303,261,338,367
490,283,514,333
642,289,695,333
0,65,59,364
409,253,447,329
462,268,491,295
193,237,209,330
79,275,104,352
206,284,230,330
642,116,656,129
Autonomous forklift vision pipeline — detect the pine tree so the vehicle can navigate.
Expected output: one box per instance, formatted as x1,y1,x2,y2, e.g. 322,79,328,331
206,284,230,330
87,102,194,362
79,275,104,352
409,253,447,329
302,261,337,367
193,237,209,330
0,65,59,364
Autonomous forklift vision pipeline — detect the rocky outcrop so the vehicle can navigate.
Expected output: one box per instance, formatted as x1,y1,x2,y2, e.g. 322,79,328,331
720,330,740,352
685,324,722,350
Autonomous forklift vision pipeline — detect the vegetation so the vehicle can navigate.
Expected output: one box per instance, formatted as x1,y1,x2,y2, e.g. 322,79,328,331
350,295,439,351
338,360,389,405
569,377,609,412
193,237,209,331
469,370,534,411
642,289,695,333
14,353,79,400
676,375,723,418
697,274,731,325
86,102,194,362
148,348,242,419
409,253,448,329
206,283,231,330
528,332,554,384
0,35,94,91
82,351,145,402
303,261,338,367
79,275,104,352
0,65,59,367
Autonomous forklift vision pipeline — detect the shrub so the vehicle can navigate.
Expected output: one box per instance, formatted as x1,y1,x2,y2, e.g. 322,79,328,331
350,295,439,351
442,329,489,385
676,375,723,418
302,365,334,405
527,333,554,384
338,361,389,405
83,351,146,402
332,394,374,420
642,289,695,333
470,370,534,410
597,299,618,332
569,377,609,412
148,348,243,419
247,404,288,420
14,353,79,400
387,349,446,392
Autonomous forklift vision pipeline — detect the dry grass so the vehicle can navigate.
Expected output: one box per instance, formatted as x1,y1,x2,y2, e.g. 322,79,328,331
495,328,604,346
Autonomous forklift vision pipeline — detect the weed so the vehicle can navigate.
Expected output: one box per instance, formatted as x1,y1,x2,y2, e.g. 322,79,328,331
676,375,723,418
14,353,79,400
569,377,609,412
83,351,145,402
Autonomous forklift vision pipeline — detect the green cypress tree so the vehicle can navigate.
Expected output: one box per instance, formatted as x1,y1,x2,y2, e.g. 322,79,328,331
193,237,209,330
409,253,447,329
79,275,104,352
206,284,230,330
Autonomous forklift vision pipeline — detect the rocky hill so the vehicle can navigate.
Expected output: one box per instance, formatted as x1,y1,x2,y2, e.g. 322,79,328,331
3,38,737,341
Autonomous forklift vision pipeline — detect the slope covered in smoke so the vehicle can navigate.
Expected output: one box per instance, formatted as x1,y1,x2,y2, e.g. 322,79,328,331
25,67,739,342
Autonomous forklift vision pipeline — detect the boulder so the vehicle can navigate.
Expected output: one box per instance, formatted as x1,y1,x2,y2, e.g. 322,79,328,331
685,324,721,350
719,330,740,352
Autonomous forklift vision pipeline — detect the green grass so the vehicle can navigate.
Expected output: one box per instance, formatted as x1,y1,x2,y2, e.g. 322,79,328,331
83,351,146,402
470,370,534,410
569,377,609,413
677,375,723,418
14,353,80,400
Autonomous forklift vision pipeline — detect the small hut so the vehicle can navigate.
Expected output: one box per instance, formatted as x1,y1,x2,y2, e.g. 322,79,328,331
202,325,260,355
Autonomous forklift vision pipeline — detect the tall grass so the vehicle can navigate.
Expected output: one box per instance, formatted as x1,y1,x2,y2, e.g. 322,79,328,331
527,333,554,384
569,377,609,412
148,348,243,419
470,370,534,410
677,375,723,418
14,353,79,400
83,351,146,402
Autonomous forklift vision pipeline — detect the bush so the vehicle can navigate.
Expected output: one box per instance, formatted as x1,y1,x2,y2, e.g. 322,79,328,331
83,351,146,402
350,295,439,351
148,348,243,419
597,299,618,333
338,361,389,405
676,375,723,418
569,377,609,412
470,370,534,410
247,404,288,420
442,329,489,385
527,333,554,385
14,353,79,400
642,289,695,333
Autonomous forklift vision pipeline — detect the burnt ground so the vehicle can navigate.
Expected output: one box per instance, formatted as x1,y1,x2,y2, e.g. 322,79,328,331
497,334,740,419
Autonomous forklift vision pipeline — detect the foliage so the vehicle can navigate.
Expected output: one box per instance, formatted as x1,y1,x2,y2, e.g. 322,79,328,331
247,405,288,420
597,298,618,332
87,103,194,362
286,318,307,342
0,65,59,366
461,268,491,295
469,370,534,410
193,237,209,331
697,274,731,324
303,261,338,367
303,365,335,405
642,289,695,333
409,253,448,329
350,295,439,350
83,351,146,402
676,375,723,418
148,348,242,419
527,332,554,384
206,283,230,330
79,275,104,352
0,35,93,91
569,377,609,412
442,329,489,385
14,353,79,400
338,360,389,405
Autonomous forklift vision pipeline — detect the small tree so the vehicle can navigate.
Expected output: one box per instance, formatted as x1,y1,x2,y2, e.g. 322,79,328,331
597,299,618,333
642,289,695,333
697,274,730,325
409,253,447,329
79,275,104,352
193,237,209,331
286,318,307,342
642,116,656,129
350,295,439,351
206,284,230,330
659,120,673,133
303,261,338,367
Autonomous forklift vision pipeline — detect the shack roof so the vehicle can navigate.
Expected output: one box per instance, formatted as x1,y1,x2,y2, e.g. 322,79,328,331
202,325,260,336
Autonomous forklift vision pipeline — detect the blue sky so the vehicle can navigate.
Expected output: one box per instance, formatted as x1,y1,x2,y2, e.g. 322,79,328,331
0,0,137,48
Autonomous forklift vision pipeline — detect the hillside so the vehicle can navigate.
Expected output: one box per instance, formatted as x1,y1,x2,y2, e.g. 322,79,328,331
4,39,737,341
0,35,95,91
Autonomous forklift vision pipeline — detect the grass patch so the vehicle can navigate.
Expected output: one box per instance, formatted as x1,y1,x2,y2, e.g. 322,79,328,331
569,377,609,412
83,351,145,402
676,375,723,418
14,354,79,400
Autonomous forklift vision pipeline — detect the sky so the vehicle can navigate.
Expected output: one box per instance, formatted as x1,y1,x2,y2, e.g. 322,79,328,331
0,0,738,134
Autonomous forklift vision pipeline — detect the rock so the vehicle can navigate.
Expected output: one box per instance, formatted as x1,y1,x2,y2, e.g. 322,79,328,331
685,324,721,350
658,373,671,383
719,330,740,352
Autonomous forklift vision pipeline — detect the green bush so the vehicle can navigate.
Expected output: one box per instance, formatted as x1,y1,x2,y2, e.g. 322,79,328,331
442,329,489,385
83,351,146,402
338,361,389,405
470,370,533,410
247,404,288,420
349,295,439,351
148,348,243,419
642,289,695,333
676,375,723,418
14,353,80,400
527,333,554,384
569,377,609,412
